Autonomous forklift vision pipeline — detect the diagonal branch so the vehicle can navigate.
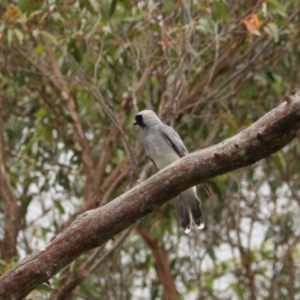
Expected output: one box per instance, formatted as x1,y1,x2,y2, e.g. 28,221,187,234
12,45,95,180
136,224,178,300
1,91,300,298
45,45,95,179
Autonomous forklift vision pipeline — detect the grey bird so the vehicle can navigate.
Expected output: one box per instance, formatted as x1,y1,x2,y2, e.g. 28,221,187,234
134,110,204,233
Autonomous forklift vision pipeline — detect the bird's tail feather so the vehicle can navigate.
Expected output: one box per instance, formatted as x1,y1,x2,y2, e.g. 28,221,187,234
175,188,204,233
190,198,204,229
174,195,191,234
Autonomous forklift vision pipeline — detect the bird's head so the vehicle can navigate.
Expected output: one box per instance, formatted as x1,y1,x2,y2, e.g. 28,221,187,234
134,110,162,128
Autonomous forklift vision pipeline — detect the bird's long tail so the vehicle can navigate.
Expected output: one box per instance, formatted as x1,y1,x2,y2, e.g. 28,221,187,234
175,187,204,234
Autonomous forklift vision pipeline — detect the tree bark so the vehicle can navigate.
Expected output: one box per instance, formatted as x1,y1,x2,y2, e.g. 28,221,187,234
0,98,21,261
0,92,300,299
137,224,178,300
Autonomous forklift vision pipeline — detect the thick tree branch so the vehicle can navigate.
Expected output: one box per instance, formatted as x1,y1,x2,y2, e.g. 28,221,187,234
0,92,300,298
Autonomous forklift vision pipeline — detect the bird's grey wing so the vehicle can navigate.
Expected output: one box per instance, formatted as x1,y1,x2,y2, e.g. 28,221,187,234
159,124,189,157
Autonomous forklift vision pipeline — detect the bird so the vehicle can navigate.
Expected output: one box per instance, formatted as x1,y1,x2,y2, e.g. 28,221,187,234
134,109,204,233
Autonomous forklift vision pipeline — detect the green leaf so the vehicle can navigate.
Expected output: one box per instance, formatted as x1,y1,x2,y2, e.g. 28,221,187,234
89,0,99,12
19,0,43,13
38,31,58,45
277,151,287,171
7,29,13,46
54,199,65,214
110,0,118,16
34,108,47,118
213,0,230,21
35,44,45,54
56,170,71,190
261,2,268,18
162,2,175,13
0,22,6,35
195,18,215,35
268,0,287,17
13,28,24,44
31,142,39,156
267,22,279,43
207,246,216,261
0,259,7,266
21,195,33,216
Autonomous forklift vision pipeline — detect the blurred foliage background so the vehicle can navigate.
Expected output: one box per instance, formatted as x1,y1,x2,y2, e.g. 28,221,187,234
1,0,300,299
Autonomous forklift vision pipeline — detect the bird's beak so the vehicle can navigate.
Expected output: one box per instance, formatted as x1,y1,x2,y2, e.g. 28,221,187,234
133,121,137,125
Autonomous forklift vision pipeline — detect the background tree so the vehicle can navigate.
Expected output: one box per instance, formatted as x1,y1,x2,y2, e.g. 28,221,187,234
0,0,300,299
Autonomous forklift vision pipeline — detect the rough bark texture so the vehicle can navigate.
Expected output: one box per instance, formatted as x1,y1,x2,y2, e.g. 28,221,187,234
0,92,300,299
0,98,21,261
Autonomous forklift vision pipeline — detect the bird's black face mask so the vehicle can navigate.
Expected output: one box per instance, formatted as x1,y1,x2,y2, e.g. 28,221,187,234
134,114,145,127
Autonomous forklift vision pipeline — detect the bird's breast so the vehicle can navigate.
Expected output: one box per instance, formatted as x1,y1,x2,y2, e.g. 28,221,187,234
143,130,180,170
